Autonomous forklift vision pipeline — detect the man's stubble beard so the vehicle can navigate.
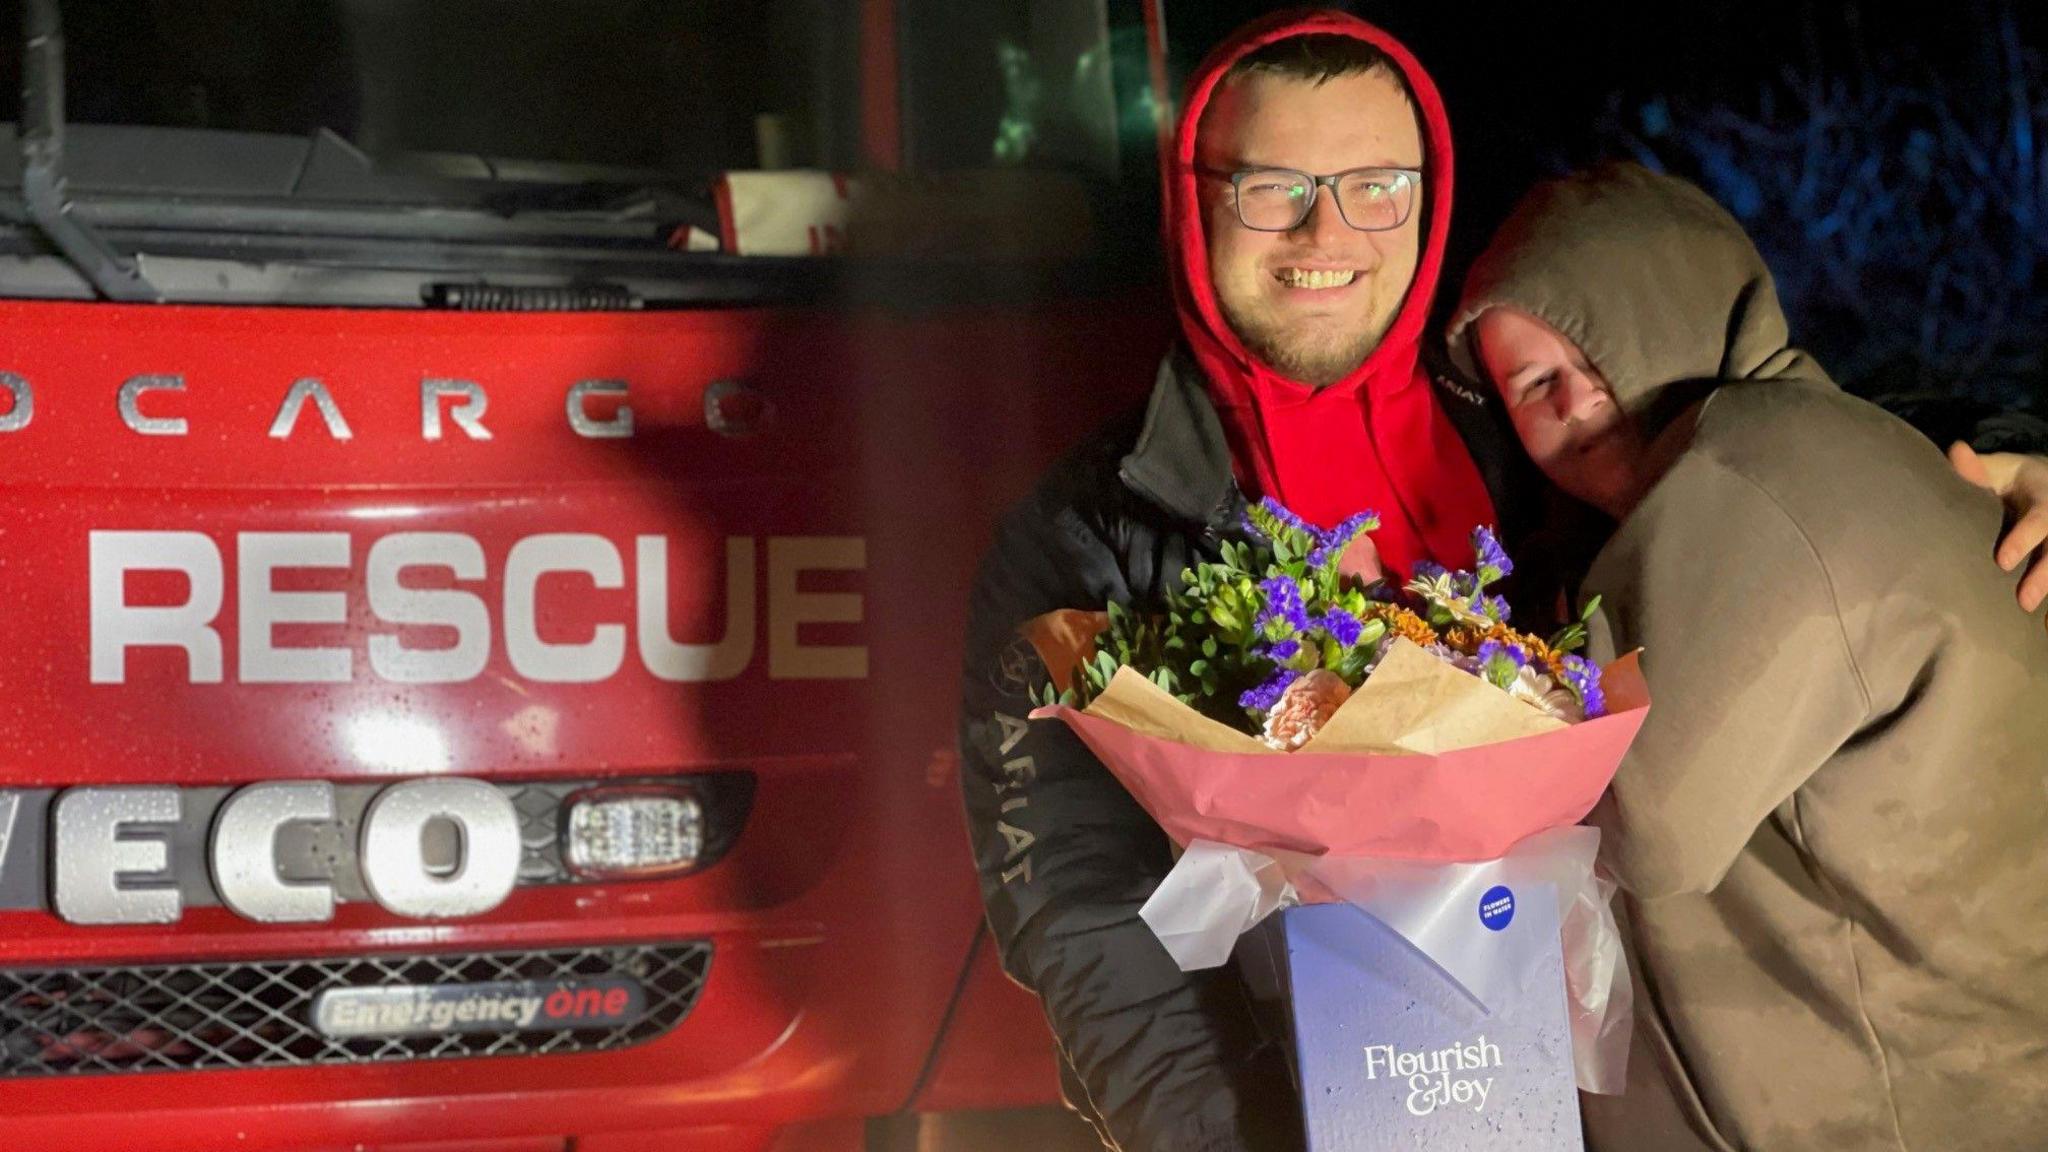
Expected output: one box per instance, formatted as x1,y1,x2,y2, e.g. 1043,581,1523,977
1230,303,1396,389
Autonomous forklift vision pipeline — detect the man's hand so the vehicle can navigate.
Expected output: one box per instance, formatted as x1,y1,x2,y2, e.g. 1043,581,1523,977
1949,443,2048,611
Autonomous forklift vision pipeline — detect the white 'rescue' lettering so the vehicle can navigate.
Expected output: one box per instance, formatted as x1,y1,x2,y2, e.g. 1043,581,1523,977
90,530,225,684
239,532,353,683
366,533,491,683
86,531,867,685
638,536,753,682
504,534,627,683
768,537,866,679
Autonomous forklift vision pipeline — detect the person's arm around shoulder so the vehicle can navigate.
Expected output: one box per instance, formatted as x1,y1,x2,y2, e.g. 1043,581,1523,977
1949,443,2048,613
1581,453,1872,899
1866,393,2048,614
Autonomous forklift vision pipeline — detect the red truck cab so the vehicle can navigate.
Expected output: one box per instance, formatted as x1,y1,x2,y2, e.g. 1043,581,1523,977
0,2,1178,1148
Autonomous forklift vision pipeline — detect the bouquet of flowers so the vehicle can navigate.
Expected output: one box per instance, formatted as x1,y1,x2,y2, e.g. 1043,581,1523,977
1026,501,1651,1119
1038,499,1608,745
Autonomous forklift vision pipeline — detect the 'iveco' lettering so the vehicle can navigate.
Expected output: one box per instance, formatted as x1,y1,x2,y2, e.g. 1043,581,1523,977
52,778,519,926
88,531,866,685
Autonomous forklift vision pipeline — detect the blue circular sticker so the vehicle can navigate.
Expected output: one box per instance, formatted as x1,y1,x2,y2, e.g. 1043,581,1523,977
1479,886,1516,932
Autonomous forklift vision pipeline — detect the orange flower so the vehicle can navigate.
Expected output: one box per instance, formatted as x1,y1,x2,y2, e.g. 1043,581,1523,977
1262,669,1352,750
1365,603,1440,649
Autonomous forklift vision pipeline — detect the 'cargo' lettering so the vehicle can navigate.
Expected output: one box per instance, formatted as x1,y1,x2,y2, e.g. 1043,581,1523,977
421,378,493,441
269,378,353,440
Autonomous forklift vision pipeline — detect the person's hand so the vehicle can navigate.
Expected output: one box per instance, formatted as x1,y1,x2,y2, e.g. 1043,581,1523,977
1949,443,2048,611
1336,532,1384,588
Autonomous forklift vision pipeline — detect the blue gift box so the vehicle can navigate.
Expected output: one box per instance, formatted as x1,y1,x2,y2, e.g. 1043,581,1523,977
1238,881,1582,1150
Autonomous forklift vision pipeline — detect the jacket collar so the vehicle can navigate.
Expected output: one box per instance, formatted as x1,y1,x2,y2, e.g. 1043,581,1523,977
1118,345,1239,529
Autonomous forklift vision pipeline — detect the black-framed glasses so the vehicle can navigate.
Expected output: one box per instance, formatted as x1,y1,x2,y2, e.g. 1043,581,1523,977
1196,164,1422,232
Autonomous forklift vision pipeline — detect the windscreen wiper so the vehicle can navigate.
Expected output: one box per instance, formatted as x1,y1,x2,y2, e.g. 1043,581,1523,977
20,0,159,302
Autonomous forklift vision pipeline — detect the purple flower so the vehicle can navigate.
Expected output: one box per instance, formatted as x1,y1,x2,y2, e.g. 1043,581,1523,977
1475,639,1531,690
1412,560,1450,583
1479,594,1513,623
1476,638,1530,671
1238,667,1301,714
1259,637,1303,662
1318,608,1365,648
1255,575,1312,634
1427,642,1479,674
1308,510,1380,568
1472,525,1514,580
1562,654,1607,719
1330,510,1380,541
1243,498,1318,546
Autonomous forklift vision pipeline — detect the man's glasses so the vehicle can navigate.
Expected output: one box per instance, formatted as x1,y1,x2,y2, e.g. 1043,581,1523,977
1196,165,1422,233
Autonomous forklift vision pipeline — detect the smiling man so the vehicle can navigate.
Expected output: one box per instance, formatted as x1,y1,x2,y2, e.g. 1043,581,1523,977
1197,62,1424,386
1474,306,1651,520
958,14,1514,1152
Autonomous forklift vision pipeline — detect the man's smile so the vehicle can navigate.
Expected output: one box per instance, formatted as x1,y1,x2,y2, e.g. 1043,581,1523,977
1275,266,1360,290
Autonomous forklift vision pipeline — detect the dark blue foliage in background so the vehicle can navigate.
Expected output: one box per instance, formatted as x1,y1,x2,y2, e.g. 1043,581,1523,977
1554,2,2048,413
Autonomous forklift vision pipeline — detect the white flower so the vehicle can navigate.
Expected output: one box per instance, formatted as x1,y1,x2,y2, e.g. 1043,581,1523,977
1507,665,1585,723
1403,574,1494,629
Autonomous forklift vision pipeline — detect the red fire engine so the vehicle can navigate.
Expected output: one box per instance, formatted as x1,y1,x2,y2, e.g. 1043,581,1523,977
0,1,1188,1147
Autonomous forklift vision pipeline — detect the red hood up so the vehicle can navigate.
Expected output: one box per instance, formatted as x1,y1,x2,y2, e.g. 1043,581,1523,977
1167,8,1491,575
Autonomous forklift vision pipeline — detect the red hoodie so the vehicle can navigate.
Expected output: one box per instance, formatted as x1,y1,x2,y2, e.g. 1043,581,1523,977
1168,9,1494,577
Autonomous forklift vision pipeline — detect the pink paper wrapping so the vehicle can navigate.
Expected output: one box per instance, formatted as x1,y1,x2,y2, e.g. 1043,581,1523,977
1029,649,1651,1094
1030,654,1648,864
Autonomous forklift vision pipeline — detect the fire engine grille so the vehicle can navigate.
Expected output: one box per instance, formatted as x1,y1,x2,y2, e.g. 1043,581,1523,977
0,942,710,1078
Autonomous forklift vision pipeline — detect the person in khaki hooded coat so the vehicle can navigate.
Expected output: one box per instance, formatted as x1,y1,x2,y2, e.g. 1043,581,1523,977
1446,162,2048,1151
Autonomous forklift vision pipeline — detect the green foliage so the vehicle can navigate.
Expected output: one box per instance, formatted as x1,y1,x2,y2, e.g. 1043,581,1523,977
1059,500,1400,732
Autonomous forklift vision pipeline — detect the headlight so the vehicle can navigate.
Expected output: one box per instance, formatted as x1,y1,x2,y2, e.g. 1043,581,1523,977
561,785,706,880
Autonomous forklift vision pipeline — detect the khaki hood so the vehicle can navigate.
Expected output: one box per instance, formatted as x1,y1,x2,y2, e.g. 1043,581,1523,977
1447,163,1831,431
